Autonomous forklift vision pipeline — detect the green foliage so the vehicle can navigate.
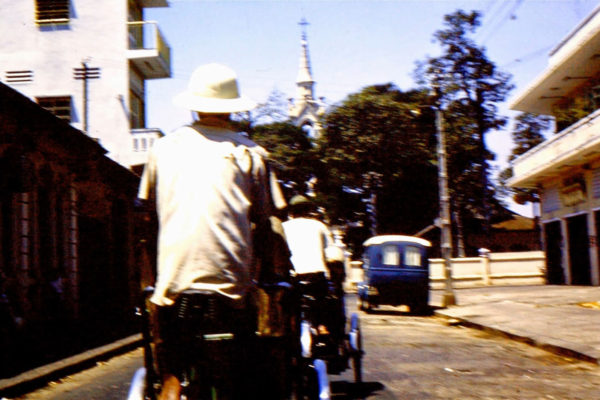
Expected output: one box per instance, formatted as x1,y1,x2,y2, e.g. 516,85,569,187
250,121,315,197
509,113,551,160
313,84,439,235
553,95,596,132
500,113,551,205
246,9,517,255
415,9,514,228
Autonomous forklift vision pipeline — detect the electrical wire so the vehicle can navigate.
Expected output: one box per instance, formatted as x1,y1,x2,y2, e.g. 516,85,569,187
479,0,524,45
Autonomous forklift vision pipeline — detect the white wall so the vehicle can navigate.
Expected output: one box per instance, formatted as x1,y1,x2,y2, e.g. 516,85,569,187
0,0,132,165
346,251,546,291
429,251,546,288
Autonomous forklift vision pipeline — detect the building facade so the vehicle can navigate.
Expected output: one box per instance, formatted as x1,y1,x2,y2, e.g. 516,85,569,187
508,5,600,286
0,83,141,377
0,0,171,170
288,19,326,138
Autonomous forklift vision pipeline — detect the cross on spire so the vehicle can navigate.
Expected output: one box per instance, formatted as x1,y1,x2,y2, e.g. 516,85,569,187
299,17,309,40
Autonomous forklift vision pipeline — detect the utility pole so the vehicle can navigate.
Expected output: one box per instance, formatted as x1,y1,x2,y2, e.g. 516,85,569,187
73,62,100,135
434,93,456,307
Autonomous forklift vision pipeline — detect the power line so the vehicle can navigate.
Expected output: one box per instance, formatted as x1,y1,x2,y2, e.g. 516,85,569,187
501,45,552,69
476,0,514,41
480,0,524,45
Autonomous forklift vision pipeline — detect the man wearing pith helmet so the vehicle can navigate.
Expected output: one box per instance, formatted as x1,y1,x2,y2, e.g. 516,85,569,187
138,63,285,400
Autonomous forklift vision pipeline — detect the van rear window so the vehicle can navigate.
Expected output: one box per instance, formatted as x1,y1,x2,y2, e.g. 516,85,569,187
404,246,422,267
382,245,400,266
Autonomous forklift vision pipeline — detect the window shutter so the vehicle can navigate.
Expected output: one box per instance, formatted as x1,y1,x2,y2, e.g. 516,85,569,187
541,186,560,213
592,168,600,199
35,0,70,24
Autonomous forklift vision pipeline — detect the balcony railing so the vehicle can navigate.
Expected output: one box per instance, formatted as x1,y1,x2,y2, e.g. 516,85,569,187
510,108,600,188
131,127,163,150
127,21,171,79
138,0,169,7
128,128,165,167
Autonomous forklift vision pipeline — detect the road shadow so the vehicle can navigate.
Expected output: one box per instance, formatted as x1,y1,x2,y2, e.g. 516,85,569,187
331,380,395,399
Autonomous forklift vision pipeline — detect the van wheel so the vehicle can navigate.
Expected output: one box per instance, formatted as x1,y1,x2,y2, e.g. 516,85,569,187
359,297,371,312
364,299,373,313
358,298,365,311
349,314,363,383
410,297,429,315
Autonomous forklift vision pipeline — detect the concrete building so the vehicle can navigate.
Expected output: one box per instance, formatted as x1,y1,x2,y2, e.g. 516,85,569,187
508,5,600,286
288,18,326,138
0,0,171,171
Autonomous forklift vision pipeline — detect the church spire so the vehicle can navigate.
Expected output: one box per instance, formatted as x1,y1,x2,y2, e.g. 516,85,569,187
297,18,314,86
289,17,325,138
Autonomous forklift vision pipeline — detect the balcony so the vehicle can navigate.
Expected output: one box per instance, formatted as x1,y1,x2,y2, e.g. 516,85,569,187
127,128,165,167
508,108,600,189
127,21,171,79
509,6,600,115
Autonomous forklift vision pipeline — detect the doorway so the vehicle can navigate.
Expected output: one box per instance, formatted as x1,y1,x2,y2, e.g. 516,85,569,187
544,221,564,284
567,214,592,285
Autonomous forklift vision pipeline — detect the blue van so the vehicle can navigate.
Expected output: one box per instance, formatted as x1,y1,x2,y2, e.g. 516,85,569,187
357,235,431,314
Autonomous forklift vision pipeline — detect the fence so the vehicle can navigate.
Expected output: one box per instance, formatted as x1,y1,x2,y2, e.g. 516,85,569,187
346,251,546,291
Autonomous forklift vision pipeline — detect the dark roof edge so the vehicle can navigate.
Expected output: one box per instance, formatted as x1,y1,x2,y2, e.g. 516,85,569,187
0,83,107,156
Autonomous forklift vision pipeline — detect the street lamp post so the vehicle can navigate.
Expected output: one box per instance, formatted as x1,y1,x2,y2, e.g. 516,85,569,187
434,100,456,307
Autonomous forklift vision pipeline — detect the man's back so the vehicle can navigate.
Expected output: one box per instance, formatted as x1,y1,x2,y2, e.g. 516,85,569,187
282,217,330,275
139,124,266,306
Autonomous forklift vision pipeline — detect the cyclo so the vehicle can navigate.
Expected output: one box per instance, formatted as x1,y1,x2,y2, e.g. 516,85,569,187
293,258,364,400
127,262,363,399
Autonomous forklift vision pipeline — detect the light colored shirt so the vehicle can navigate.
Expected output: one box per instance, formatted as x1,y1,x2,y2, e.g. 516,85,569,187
282,217,334,275
138,123,278,306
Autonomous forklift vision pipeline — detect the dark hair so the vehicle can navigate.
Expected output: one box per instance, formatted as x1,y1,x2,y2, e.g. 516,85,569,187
289,201,315,217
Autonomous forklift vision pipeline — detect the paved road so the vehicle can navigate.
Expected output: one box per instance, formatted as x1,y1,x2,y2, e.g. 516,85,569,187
12,294,600,400
335,295,600,399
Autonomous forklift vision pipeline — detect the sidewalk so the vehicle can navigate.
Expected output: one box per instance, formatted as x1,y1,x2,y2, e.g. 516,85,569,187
0,334,142,397
431,285,600,365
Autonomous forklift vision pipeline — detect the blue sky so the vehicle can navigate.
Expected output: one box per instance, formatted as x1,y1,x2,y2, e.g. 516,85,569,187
146,0,600,216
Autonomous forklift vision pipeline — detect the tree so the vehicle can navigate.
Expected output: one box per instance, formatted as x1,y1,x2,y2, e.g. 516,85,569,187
250,121,315,199
314,84,439,238
251,88,290,126
499,112,552,205
415,10,514,246
230,88,290,133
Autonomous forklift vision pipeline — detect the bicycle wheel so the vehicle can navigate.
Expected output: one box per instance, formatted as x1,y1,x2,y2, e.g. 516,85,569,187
349,313,363,383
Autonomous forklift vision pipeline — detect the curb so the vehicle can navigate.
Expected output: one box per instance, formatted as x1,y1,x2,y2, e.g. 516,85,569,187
433,311,600,365
0,334,143,398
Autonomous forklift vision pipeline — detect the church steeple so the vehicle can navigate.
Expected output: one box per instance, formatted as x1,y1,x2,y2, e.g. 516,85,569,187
289,17,326,138
297,18,315,95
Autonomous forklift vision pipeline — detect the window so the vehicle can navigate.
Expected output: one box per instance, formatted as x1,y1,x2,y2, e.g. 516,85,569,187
404,246,422,267
129,68,145,129
541,186,560,213
128,0,143,49
36,96,72,122
129,90,145,129
35,0,70,25
593,168,600,199
381,245,399,266
362,254,370,270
